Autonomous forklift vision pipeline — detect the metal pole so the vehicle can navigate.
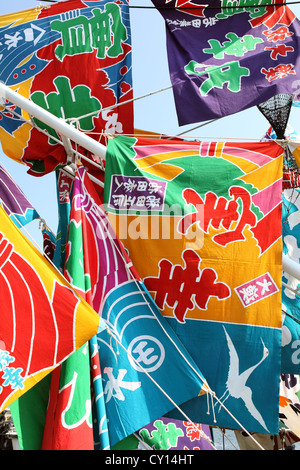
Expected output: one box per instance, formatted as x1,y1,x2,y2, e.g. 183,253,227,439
0,82,107,161
282,254,300,282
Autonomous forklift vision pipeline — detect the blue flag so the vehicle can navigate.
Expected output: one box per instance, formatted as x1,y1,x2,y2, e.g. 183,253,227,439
282,188,300,374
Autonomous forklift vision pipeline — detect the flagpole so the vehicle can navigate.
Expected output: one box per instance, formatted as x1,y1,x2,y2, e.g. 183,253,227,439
0,82,107,161
283,254,300,282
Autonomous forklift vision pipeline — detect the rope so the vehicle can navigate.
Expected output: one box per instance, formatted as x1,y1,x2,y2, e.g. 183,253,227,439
38,0,300,8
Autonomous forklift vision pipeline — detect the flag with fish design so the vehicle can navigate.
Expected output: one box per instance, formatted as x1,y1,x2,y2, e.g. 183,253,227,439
0,0,133,175
151,0,300,126
0,204,105,412
104,135,283,435
64,166,208,447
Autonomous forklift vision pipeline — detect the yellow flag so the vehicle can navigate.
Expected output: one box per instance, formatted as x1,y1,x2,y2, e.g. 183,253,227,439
0,206,105,411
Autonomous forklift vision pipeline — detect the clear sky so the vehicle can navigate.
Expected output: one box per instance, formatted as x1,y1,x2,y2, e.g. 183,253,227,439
1,0,300,248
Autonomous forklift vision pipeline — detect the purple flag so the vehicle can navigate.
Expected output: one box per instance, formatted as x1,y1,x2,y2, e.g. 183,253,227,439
0,165,39,227
151,0,300,125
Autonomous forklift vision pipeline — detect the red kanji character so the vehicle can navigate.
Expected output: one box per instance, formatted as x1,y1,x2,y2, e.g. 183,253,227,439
144,249,230,323
213,186,257,246
183,421,203,441
261,63,296,81
178,186,256,246
263,26,293,42
250,3,295,29
265,43,294,59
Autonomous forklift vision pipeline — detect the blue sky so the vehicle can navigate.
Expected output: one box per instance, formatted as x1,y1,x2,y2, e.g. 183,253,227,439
1,0,300,247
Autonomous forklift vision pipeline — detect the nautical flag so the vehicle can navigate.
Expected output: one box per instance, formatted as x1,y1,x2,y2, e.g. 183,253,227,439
0,164,39,227
0,0,133,175
41,344,95,450
112,418,215,450
0,205,105,412
263,125,300,374
9,169,74,450
104,135,283,435
41,169,96,451
282,188,300,374
64,167,208,447
151,0,300,126
279,374,300,438
52,170,74,271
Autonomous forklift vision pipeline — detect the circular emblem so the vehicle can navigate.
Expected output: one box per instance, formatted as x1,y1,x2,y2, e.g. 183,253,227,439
128,335,165,373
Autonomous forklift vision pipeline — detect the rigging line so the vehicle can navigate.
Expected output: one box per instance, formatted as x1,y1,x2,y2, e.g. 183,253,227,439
282,307,300,325
173,118,221,138
68,85,173,123
38,0,300,7
217,427,240,451
105,322,266,450
99,132,285,142
130,1,300,8
76,171,266,449
104,324,217,449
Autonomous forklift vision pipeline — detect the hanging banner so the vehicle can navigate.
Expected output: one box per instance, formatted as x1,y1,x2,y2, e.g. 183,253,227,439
282,188,300,374
112,418,215,450
104,135,283,435
279,374,300,438
41,343,95,450
42,169,97,451
151,0,300,126
0,0,133,175
0,164,39,227
63,167,208,447
0,205,105,412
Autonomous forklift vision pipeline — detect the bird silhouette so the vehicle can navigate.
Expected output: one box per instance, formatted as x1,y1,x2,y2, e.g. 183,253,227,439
217,326,269,432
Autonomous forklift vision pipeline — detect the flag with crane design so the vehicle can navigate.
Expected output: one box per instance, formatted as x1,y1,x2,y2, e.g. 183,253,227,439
104,135,283,435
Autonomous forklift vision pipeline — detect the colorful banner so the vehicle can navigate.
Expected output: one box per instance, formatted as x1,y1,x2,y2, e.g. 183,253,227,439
65,167,208,447
41,169,95,450
0,0,133,175
0,205,105,412
10,169,74,450
151,0,300,126
41,344,94,450
112,418,215,450
282,188,300,374
0,164,39,227
104,135,283,435
279,374,300,438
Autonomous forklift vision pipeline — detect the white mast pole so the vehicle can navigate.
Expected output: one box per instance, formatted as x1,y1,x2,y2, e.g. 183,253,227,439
0,82,106,161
